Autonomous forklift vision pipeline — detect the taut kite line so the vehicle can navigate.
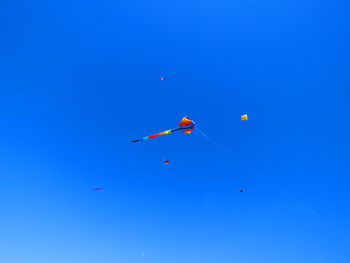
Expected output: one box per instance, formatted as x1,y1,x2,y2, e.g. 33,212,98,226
131,117,195,142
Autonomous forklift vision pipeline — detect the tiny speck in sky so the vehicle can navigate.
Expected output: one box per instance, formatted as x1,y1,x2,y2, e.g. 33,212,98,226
91,187,104,191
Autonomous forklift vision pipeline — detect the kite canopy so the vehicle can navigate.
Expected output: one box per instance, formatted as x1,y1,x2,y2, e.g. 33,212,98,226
178,116,195,133
164,160,170,165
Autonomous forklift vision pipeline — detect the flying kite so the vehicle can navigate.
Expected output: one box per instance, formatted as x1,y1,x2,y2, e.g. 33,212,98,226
164,160,170,165
237,189,244,193
160,77,164,80
92,187,104,191
241,114,248,121
131,117,195,142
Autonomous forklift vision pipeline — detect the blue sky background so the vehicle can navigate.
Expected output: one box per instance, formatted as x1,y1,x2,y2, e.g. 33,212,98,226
0,0,349,262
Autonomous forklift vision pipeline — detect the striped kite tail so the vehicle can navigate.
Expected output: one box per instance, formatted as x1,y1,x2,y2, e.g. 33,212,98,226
130,129,172,142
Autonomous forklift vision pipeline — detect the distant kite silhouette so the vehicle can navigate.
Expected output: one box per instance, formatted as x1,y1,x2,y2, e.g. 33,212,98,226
241,114,248,121
91,187,104,191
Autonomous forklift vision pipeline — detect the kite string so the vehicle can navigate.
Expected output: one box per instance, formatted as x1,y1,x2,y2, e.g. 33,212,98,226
196,126,350,240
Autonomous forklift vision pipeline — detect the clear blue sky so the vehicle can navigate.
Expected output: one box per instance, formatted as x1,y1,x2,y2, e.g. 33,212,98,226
0,0,349,262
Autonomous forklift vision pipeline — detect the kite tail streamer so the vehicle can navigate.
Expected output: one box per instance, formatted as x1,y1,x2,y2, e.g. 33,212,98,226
130,117,195,143
196,126,350,240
